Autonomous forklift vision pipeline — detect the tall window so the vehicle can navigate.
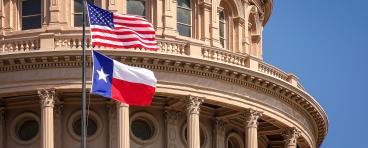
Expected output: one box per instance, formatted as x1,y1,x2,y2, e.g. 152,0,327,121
127,0,146,17
21,0,41,30
74,0,94,27
177,0,191,37
219,10,226,48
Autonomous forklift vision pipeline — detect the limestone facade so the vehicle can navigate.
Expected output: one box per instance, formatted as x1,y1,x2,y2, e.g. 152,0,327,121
0,0,328,148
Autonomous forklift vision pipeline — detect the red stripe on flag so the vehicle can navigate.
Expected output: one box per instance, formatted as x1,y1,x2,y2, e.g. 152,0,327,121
91,28,156,35
92,35,157,44
92,42,159,50
111,78,155,106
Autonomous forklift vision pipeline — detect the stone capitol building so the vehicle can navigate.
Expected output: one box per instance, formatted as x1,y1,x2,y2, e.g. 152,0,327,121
0,0,328,148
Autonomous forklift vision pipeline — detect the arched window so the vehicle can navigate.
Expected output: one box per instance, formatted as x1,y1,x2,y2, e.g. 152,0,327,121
127,0,146,17
226,133,244,148
74,0,94,27
21,0,41,30
219,10,226,48
177,0,192,37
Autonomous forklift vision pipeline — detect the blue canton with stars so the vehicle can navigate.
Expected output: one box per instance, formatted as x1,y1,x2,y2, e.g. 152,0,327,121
87,3,114,29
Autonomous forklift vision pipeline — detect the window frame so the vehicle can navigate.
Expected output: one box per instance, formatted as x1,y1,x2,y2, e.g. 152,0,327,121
219,9,227,49
20,0,42,30
72,0,95,27
177,0,192,37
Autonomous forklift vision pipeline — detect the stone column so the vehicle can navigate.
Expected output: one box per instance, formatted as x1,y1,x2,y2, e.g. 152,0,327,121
213,119,225,148
242,109,262,148
164,110,181,148
186,96,204,148
0,106,4,148
282,127,301,148
117,102,129,148
38,88,57,148
106,101,117,148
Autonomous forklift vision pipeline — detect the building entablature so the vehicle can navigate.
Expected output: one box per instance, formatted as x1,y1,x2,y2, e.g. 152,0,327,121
0,47,328,147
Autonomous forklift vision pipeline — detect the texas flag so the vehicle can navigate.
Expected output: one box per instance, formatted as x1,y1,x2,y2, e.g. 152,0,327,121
91,50,157,106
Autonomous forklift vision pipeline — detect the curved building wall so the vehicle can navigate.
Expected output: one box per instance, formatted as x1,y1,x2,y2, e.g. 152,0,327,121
0,0,328,148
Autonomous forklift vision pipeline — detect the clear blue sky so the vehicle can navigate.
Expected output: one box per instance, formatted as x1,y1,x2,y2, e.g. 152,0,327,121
262,0,368,147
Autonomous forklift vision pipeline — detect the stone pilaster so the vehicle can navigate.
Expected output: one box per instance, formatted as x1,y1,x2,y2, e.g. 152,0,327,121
162,0,178,37
106,101,117,148
186,96,204,148
282,127,301,148
54,100,63,148
0,0,4,31
0,106,4,148
107,0,125,14
213,119,226,148
242,109,262,148
210,2,222,47
199,0,211,44
38,88,57,148
48,0,61,24
117,102,129,148
164,110,181,148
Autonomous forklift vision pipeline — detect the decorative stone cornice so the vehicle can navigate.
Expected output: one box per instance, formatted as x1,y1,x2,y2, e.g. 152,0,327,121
282,127,301,147
37,88,57,108
0,51,327,146
186,96,204,115
242,109,262,128
164,110,181,124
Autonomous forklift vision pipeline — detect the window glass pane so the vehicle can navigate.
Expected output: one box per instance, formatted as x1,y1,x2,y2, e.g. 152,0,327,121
73,118,97,137
177,24,191,37
74,14,83,27
17,120,39,141
22,0,41,16
177,8,191,25
131,119,153,140
75,0,94,13
22,15,41,30
178,0,190,8
127,0,146,17
219,22,224,37
219,11,225,21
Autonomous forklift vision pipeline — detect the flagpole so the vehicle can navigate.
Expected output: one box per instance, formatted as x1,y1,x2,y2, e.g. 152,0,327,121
81,0,87,148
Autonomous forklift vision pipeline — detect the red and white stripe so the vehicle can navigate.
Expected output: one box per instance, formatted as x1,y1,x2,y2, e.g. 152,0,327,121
90,13,158,50
112,59,157,106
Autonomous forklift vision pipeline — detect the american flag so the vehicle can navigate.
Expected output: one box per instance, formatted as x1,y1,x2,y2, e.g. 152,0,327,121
87,3,158,50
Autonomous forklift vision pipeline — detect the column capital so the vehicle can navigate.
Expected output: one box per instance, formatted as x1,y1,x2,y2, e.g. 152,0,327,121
186,96,204,115
213,119,226,135
164,109,182,124
38,88,57,108
242,109,262,128
282,127,301,147
0,106,4,121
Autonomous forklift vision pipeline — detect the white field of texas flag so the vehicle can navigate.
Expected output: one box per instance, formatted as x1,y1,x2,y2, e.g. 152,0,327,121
91,50,157,106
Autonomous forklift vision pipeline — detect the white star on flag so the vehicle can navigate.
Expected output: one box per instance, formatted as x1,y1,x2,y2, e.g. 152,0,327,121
96,68,109,83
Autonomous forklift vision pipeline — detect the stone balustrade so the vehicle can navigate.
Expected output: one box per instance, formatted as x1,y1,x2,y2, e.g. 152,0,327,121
202,47,247,67
0,32,305,90
258,62,289,81
0,36,40,53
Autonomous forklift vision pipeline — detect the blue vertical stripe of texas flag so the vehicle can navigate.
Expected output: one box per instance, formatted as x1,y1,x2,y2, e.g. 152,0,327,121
91,51,114,98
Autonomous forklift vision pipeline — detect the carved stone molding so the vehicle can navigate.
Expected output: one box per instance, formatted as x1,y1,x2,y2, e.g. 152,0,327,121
54,100,63,118
38,88,57,108
185,96,204,115
164,109,181,124
282,127,301,147
242,109,262,128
